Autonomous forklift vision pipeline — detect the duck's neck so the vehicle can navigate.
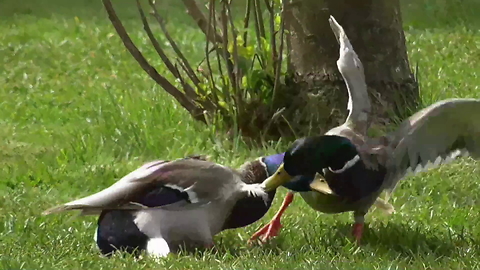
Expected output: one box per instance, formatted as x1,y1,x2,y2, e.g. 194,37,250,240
262,152,285,176
238,153,285,184
224,155,283,230
326,144,359,173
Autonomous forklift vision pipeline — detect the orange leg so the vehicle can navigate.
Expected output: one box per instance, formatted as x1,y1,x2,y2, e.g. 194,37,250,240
352,214,365,244
248,192,294,244
352,223,364,244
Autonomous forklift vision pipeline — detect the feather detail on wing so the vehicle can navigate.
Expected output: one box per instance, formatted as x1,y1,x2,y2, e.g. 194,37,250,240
382,98,480,193
42,159,220,215
328,16,371,135
43,161,171,215
43,158,252,216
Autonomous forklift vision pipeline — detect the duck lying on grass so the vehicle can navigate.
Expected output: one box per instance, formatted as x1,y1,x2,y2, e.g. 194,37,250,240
43,154,286,258
251,16,480,244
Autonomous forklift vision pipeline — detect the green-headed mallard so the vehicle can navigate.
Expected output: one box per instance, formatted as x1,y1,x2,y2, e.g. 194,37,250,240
43,154,286,258
250,16,480,244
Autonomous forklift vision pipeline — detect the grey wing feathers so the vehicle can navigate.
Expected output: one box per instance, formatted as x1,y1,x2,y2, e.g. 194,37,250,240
383,98,480,192
42,159,244,215
158,160,244,203
147,159,267,206
42,160,169,215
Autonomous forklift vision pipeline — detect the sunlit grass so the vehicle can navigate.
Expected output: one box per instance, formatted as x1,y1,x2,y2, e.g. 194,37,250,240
1,0,479,269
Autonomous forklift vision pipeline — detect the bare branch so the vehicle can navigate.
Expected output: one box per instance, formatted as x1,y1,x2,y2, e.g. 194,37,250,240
135,0,198,101
243,0,252,47
209,0,230,106
254,0,266,39
177,60,209,100
135,1,177,77
180,0,236,72
282,0,295,74
261,107,285,140
252,1,262,48
264,0,277,63
182,0,223,44
174,62,189,91
329,15,371,134
271,0,286,107
148,0,205,97
204,1,220,104
102,0,205,122
225,1,242,98
220,2,238,98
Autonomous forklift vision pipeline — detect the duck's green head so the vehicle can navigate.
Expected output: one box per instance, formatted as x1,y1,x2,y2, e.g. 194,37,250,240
263,135,358,191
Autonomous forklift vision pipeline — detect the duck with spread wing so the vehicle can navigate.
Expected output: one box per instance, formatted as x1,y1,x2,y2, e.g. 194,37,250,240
250,16,480,244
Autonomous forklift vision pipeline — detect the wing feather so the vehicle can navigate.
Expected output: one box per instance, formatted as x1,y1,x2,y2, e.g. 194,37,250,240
382,98,480,192
42,158,238,215
43,160,170,215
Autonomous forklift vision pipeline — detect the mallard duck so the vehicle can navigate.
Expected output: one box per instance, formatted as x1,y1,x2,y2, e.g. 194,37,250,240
43,154,285,258
250,16,480,244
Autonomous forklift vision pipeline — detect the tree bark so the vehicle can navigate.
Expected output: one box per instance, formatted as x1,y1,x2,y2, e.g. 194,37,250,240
281,0,418,137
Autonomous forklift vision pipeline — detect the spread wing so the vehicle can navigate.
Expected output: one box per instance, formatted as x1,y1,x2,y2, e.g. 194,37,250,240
42,158,238,215
382,98,480,192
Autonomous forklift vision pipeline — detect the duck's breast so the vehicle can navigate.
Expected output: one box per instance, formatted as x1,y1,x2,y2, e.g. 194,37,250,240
324,160,387,202
299,191,354,214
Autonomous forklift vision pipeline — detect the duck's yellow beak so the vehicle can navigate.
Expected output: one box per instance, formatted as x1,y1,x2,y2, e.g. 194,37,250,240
262,164,294,191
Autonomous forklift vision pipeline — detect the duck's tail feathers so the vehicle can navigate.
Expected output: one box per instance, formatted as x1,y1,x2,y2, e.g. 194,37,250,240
42,204,88,215
41,175,147,216
42,204,117,216
42,161,170,216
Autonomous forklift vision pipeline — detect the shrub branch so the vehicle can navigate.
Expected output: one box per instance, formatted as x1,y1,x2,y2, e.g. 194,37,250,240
102,0,206,122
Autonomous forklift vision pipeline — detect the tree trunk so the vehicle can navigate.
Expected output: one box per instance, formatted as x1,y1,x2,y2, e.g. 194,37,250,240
280,0,418,137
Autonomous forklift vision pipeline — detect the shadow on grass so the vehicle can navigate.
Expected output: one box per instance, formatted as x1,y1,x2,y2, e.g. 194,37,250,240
96,220,480,262
361,223,459,257
210,221,477,260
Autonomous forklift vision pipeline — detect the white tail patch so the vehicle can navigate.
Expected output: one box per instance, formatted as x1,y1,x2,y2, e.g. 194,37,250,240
328,155,360,174
146,237,170,258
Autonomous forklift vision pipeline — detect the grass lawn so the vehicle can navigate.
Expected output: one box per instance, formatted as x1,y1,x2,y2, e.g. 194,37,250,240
1,0,480,269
